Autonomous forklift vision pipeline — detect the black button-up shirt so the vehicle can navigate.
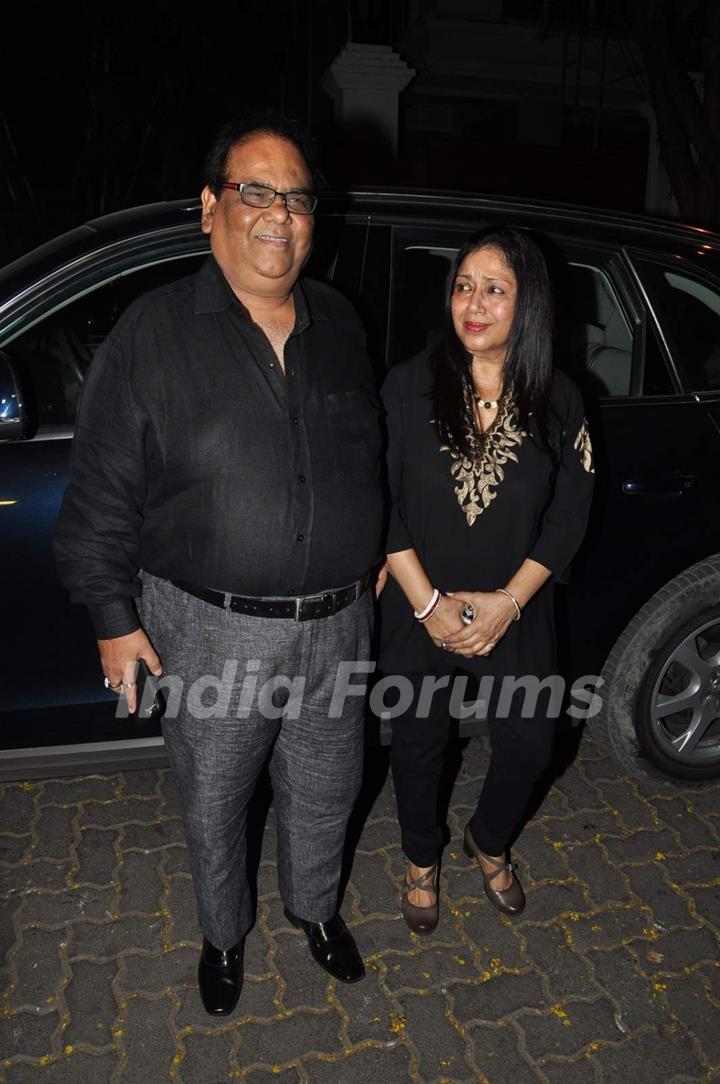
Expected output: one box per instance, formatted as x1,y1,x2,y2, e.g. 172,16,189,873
54,257,385,638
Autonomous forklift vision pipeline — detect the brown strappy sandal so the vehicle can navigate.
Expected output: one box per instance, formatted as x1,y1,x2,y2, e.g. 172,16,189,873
463,825,526,916
401,862,439,934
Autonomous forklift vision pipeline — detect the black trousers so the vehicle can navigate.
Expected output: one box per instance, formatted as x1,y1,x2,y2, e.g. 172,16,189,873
389,669,556,866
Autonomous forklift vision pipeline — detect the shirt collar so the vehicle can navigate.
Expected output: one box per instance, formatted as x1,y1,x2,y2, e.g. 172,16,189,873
194,254,324,333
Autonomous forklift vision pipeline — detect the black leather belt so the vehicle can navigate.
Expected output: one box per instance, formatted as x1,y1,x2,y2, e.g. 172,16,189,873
170,572,372,621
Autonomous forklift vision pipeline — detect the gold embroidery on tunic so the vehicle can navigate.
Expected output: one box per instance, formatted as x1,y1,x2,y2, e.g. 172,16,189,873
574,420,594,474
440,391,525,526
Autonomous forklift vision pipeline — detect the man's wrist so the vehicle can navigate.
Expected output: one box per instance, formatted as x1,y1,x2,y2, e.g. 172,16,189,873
88,600,140,640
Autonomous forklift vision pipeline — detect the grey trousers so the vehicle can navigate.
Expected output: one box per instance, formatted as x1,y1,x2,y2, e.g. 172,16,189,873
137,572,373,948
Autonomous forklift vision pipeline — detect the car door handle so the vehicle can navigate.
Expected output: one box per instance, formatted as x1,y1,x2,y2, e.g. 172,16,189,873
622,476,696,496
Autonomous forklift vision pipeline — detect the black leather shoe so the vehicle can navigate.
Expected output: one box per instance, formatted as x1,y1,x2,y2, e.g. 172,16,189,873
198,937,244,1016
284,908,365,983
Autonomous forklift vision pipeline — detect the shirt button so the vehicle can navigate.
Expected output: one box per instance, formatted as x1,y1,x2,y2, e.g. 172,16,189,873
297,533,304,542
298,474,306,483
291,417,299,425
269,363,274,369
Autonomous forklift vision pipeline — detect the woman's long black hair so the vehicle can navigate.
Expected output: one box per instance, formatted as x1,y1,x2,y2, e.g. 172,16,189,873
430,225,557,459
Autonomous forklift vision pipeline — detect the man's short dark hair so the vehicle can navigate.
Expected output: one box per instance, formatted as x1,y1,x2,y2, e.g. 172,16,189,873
203,110,322,196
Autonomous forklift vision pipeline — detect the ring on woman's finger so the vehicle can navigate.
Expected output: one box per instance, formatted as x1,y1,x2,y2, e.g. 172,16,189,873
460,603,475,626
441,641,452,651
103,676,124,690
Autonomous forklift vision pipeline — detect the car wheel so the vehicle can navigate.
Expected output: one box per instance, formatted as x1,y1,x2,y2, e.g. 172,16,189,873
597,555,720,783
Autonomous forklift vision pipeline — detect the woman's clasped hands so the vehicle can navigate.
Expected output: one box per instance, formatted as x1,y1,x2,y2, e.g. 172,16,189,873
423,591,517,657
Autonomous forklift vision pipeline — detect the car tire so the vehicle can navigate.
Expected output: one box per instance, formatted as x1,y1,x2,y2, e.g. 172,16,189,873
596,555,720,783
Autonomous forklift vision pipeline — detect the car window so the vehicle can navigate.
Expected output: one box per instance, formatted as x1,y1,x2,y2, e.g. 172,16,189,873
389,241,641,397
5,253,206,428
556,262,637,397
390,245,457,365
635,259,720,392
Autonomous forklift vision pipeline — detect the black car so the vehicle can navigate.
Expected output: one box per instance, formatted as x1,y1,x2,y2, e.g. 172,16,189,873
1,190,719,782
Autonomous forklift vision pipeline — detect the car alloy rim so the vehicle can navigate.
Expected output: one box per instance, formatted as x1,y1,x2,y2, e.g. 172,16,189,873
649,615,720,764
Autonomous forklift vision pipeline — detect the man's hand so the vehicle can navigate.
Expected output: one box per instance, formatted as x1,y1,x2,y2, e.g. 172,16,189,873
374,561,389,598
98,629,162,715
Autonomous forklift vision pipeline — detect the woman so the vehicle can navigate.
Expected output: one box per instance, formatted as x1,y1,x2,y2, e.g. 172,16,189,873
380,225,594,934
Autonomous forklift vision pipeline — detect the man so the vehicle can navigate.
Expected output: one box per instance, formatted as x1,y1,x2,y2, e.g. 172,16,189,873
54,113,385,1016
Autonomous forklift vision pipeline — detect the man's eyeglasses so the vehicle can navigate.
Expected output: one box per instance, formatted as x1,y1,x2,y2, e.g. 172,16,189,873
220,182,317,215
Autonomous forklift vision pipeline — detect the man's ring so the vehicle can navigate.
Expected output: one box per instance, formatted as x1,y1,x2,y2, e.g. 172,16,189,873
441,641,451,651
103,677,124,690
461,604,475,626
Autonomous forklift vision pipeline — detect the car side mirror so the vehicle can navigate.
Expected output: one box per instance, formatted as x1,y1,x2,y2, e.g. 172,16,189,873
0,351,27,440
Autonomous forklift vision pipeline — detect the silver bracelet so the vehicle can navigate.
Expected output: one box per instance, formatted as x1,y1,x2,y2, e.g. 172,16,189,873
496,587,522,621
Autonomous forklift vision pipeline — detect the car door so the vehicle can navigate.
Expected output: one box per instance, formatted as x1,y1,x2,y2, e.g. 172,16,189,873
0,251,208,751
560,248,720,674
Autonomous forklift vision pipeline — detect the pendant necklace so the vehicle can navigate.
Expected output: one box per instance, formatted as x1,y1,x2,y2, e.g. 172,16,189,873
473,393,498,410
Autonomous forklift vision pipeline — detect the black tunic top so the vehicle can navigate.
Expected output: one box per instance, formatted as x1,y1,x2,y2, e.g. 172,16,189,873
378,353,595,680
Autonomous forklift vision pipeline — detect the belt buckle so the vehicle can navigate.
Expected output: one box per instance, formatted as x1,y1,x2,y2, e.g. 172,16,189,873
295,594,314,621
295,591,333,621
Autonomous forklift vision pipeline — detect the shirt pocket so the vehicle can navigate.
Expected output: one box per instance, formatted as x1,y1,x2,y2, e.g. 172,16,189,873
325,388,383,480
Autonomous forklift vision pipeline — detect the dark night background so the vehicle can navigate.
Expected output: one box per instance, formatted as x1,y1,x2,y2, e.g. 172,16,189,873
2,0,719,263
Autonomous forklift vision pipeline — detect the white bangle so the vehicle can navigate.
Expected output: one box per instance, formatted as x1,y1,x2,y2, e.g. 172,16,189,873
496,587,522,621
414,588,440,622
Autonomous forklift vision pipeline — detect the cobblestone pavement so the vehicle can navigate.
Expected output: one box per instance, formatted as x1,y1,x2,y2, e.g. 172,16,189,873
1,728,719,1083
